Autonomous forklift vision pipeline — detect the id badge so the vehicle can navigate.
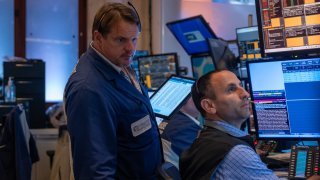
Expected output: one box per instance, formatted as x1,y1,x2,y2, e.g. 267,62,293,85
131,115,152,137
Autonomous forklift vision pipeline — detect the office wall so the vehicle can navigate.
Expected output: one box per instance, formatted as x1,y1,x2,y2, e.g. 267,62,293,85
0,0,14,75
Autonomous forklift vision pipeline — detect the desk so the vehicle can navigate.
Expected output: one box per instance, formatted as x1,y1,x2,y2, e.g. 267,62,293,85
266,152,291,178
268,152,291,162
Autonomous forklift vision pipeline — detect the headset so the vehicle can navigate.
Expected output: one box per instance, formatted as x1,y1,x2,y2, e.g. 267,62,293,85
127,1,141,32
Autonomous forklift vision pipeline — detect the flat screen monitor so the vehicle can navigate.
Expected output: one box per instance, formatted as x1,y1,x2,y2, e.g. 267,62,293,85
130,50,149,79
138,53,178,90
150,75,196,119
247,56,320,140
255,0,320,57
166,15,218,55
236,26,262,60
191,54,215,79
227,41,240,58
207,38,239,75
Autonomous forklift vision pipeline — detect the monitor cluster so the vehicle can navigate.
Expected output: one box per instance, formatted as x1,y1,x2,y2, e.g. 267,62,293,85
244,0,320,141
256,0,320,57
154,12,320,142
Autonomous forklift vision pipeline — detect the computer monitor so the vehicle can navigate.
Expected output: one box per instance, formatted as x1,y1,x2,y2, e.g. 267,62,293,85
227,41,240,58
255,0,320,57
130,50,149,79
166,15,218,55
138,53,178,90
246,56,320,140
150,75,196,119
207,38,239,76
236,26,261,60
191,54,215,79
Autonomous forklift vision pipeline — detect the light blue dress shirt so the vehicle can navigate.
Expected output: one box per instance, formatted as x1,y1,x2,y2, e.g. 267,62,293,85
208,121,285,180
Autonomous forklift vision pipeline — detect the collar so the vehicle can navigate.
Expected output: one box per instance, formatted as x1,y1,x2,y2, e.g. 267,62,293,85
90,41,122,74
180,111,201,127
204,120,248,137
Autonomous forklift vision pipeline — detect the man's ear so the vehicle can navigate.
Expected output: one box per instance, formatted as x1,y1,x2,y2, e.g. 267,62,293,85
200,99,216,114
93,30,103,43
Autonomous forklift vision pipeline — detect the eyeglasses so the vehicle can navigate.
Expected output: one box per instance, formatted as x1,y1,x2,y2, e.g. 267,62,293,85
97,2,142,34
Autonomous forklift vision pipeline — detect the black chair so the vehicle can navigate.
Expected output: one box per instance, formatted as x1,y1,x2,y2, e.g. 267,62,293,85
158,162,181,180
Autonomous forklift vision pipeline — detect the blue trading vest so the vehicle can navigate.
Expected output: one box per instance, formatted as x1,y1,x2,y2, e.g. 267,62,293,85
179,125,255,180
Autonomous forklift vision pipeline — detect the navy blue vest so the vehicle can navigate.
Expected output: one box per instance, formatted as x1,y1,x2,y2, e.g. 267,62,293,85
179,125,255,180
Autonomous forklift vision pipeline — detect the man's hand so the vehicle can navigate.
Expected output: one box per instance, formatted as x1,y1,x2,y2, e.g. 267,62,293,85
307,175,320,180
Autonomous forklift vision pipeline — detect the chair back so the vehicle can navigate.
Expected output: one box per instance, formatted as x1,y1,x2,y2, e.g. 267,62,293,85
158,162,181,180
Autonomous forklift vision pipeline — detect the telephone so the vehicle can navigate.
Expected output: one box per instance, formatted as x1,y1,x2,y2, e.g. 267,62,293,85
288,146,319,179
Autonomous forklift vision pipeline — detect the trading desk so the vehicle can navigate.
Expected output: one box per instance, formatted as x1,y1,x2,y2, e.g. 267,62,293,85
264,146,320,179
264,152,291,178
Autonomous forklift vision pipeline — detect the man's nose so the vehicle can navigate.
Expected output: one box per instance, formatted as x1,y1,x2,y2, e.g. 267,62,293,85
125,41,135,51
240,87,250,99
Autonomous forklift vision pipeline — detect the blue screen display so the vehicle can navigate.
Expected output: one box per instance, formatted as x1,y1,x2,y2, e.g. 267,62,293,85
295,151,307,177
166,15,217,55
191,55,215,79
150,76,195,118
247,57,320,139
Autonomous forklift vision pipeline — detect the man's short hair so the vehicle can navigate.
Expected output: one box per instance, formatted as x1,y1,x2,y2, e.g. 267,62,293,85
92,2,140,38
191,70,225,117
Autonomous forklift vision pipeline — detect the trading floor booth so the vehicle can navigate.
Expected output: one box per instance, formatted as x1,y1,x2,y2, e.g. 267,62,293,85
245,0,320,178
164,2,320,179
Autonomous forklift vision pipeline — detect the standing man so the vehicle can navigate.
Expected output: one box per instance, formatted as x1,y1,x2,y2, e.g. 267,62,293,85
64,2,162,179
180,70,282,179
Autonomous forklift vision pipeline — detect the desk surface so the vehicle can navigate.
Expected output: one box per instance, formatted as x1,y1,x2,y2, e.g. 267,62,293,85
266,152,291,178
268,152,291,161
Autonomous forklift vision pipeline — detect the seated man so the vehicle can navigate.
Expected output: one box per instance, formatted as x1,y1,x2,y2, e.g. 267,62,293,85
179,70,319,180
159,97,201,169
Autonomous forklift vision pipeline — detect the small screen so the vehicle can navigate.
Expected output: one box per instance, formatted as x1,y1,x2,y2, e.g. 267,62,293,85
166,15,218,55
236,26,261,60
150,76,195,119
247,57,320,139
130,50,149,79
138,53,178,90
295,150,307,177
191,54,215,79
255,0,320,56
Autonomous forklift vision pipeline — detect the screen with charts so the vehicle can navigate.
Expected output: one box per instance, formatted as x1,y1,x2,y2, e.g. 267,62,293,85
256,0,320,56
166,15,218,55
130,50,149,79
247,57,320,139
138,53,178,90
150,75,196,119
236,26,261,60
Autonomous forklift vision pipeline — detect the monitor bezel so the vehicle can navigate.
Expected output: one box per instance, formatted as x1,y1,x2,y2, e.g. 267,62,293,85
149,75,196,119
190,53,216,79
137,52,179,90
166,15,218,55
246,57,320,140
255,0,320,58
